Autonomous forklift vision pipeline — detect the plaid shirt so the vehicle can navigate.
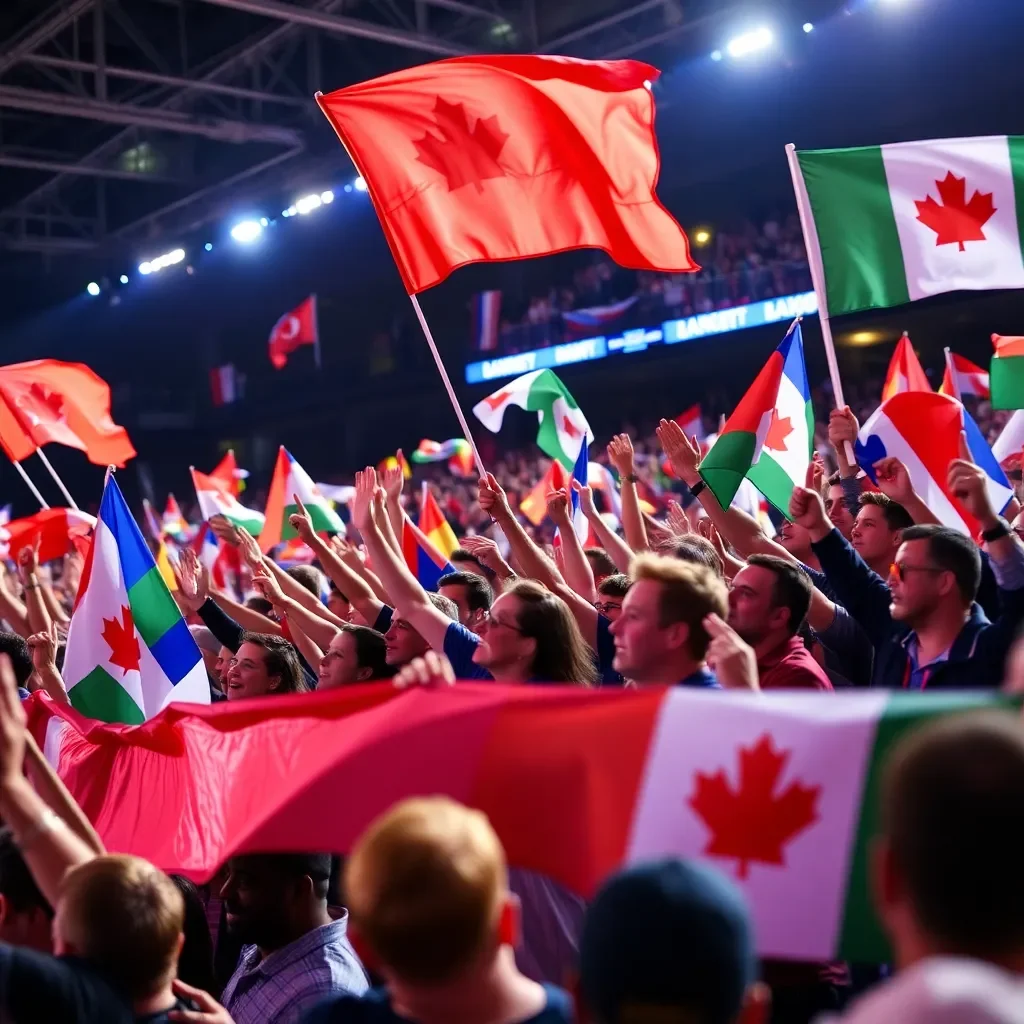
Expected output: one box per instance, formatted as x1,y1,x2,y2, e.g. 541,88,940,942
221,916,368,1024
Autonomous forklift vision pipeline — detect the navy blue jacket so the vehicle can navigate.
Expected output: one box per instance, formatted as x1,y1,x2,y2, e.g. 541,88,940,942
811,528,1024,690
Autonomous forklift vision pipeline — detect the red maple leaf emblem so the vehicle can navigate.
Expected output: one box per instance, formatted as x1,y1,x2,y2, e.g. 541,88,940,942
483,389,511,412
688,733,820,879
561,415,581,441
28,383,64,420
915,171,996,252
764,410,793,453
101,606,141,675
414,96,509,193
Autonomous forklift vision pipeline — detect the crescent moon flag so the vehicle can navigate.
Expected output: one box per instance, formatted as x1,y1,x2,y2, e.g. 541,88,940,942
268,296,319,370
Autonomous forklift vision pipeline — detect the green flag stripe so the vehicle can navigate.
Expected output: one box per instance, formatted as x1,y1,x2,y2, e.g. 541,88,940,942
127,566,182,649
837,692,1021,962
69,665,145,725
798,146,910,315
282,502,342,541
1010,136,1024,275
747,452,797,517
699,430,757,509
990,356,1024,410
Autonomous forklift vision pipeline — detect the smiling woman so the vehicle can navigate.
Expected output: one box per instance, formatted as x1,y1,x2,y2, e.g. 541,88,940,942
225,633,307,701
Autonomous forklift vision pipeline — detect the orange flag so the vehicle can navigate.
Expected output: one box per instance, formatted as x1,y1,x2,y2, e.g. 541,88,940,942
881,333,931,403
519,460,569,527
0,360,135,466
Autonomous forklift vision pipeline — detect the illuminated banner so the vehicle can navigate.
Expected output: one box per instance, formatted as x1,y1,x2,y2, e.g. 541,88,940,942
465,291,818,384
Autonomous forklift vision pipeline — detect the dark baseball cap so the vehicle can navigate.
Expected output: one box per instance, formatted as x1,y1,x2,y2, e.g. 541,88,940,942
579,858,755,1024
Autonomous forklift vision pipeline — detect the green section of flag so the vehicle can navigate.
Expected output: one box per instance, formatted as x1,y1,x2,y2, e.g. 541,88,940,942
69,665,145,725
837,691,1021,962
1011,136,1024,260
797,145,910,315
990,355,1024,410
126,566,181,649
699,430,757,510
747,451,799,518
281,501,341,542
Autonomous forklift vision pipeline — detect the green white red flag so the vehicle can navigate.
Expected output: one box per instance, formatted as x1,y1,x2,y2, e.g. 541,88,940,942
259,446,344,553
190,467,264,536
29,684,1017,962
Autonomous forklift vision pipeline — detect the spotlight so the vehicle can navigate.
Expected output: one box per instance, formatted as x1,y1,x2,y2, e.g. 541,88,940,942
295,194,322,216
86,281,100,296
694,229,711,246
344,184,353,193
139,261,153,275
139,248,186,274
354,176,368,192
282,207,295,218
231,220,264,244
204,242,213,252
710,50,723,61
803,22,814,32
320,190,334,204
726,26,773,59
119,274,129,285
259,217,269,227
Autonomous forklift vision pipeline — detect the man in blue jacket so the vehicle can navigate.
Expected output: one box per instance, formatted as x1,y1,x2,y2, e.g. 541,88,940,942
789,447,1024,690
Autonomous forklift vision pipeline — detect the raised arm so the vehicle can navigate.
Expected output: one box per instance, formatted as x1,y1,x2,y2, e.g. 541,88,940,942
608,434,649,554
0,565,30,636
251,566,342,653
575,479,635,573
18,540,53,637
546,489,596,603
26,620,68,705
354,468,453,652
873,457,942,526
381,459,407,560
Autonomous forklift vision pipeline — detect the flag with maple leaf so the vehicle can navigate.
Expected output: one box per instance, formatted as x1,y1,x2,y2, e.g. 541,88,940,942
473,369,592,471
27,685,1020,964
62,474,210,725
881,332,932,402
316,55,697,296
699,322,813,516
794,135,1024,316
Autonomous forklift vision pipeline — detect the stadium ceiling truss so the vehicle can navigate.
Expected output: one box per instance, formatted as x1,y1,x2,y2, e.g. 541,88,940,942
0,0,706,258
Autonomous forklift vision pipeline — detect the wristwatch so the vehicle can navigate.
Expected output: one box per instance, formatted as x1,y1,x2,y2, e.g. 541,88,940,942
689,480,706,498
981,519,1011,543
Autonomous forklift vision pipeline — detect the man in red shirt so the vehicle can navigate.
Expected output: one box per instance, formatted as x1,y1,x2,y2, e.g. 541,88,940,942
727,555,833,691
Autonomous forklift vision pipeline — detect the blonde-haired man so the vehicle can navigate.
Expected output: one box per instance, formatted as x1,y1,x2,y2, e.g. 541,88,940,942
302,796,573,1024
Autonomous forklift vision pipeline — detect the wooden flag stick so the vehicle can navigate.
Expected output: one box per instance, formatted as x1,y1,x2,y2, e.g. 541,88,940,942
12,460,49,509
785,142,855,464
34,449,79,509
408,294,487,479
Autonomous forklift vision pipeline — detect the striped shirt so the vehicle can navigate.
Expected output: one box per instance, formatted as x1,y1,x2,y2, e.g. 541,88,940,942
221,917,368,1024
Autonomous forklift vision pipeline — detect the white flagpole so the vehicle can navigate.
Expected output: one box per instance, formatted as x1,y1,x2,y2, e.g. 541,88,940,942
785,143,855,463
33,448,79,509
942,346,960,400
11,460,49,509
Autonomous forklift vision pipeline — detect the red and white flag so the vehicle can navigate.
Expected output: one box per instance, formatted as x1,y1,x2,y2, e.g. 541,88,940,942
268,296,319,370
881,333,931,402
209,365,242,406
939,349,990,400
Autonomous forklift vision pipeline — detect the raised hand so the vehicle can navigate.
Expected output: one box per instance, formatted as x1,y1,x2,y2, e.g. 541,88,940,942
873,457,916,505
656,418,701,487
703,613,760,691
236,524,264,571
393,650,456,689
17,536,40,583
698,516,729,563
571,479,597,519
209,515,242,549
175,547,209,613
167,978,236,1024
607,433,636,478
381,455,405,504
352,468,378,532
250,566,285,607
828,406,860,449
288,493,316,543
948,430,995,526
459,534,507,575
477,473,513,522
805,451,825,494
0,654,28,788
666,499,691,536
545,489,571,525
789,485,831,542
27,620,59,674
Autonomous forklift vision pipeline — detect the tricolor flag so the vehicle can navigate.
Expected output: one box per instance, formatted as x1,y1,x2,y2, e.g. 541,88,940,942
990,333,1024,410
209,365,241,406
410,438,475,478
162,495,193,543
418,484,459,562
190,468,264,536
562,296,638,334
28,685,1019,963
554,440,590,547
471,290,502,353
210,450,248,497
675,404,705,442
793,135,1024,316
881,333,931,403
378,450,411,480
588,462,622,520
473,369,592,471
401,517,454,591
520,459,569,527
260,447,345,553
699,323,813,516
269,295,319,370
62,475,209,724
855,391,1012,538
940,350,990,400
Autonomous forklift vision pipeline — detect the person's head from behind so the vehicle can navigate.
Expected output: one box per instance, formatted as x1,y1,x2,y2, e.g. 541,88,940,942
0,827,52,952
319,624,394,688
345,797,515,989
584,548,619,587
668,537,724,579
888,525,980,628
0,632,32,690
189,625,222,683
596,574,631,622
327,583,352,622
727,555,812,648
822,473,855,538
475,580,596,684
220,852,332,950
852,493,913,570
449,549,496,583
610,554,728,684
169,875,217,996
384,593,458,667
438,571,493,632
874,712,1024,970
579,858,767,1024
225,632,308,700
54,855,184,1003
286,564,323,598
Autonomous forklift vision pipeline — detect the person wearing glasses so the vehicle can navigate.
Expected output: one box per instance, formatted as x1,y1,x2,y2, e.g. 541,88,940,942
593,575,629,622
788,444,1024,690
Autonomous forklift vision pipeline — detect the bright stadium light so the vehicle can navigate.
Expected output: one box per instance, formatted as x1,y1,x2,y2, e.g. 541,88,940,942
138,261,153,275
726,26,773,59
204,242,213,251
231,219,263,244
86,281,100,296
119,274,129,284
320,190,334,204
139,247,185,274
710,49,723,61
803,22,814,32
354,176,368,192
295,193,323,215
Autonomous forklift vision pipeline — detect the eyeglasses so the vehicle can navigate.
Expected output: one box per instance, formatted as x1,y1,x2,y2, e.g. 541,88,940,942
482,608,524,633
889,562,945,582
594,601,622,615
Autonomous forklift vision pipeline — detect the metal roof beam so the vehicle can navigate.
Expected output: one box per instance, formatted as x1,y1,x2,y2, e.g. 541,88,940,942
0,0,95,76
0,150,181,182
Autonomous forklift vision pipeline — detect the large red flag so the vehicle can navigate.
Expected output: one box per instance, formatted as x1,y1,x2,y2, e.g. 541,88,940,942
268,296,319,369
317,55,697,295
0,360,135,466
0,507,96,562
